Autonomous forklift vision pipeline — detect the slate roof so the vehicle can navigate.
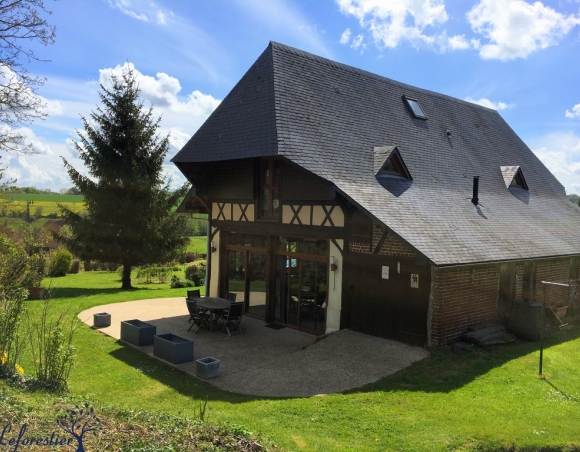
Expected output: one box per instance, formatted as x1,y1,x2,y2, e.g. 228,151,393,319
172,41,580,266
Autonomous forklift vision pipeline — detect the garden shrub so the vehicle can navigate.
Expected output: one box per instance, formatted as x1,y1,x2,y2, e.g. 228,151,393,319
0,236,29,379
0,288,27,380
83,260,91,271
28,299,77,392
185,259,206,286
136,265,171,284
70,258,80,274
48,249,73,277
170,275,194,289
185,251,197,263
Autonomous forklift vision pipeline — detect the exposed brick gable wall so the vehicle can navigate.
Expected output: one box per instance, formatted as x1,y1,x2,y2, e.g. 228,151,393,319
349,224,415,258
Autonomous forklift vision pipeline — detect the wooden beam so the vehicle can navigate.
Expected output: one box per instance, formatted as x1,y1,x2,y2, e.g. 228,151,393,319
372,229,389,255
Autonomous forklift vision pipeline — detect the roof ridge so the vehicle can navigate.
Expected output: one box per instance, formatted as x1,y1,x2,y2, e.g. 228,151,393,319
269,41,497,113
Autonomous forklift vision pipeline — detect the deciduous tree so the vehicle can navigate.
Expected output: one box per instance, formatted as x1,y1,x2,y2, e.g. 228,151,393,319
0,0,56,153
61,69,189,289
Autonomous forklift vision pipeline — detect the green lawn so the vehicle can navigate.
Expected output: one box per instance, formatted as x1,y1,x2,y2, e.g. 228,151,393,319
6,270,580,451
188,235,208,253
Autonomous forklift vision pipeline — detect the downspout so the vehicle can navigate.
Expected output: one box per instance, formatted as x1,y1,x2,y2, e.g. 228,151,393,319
205,218,211,296
427,265,434,347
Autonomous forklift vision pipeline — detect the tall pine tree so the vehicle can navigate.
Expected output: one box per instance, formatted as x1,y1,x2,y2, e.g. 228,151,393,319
61,69,189,289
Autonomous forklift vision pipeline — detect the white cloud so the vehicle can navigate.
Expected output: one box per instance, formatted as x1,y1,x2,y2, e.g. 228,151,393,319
351,33,366,51
156,10,167,25
447,34,471,51
467,0,580,61
531,132,580,194
1,126,81,188
107,0,149,21
340,28,352,45
5,63,220,191
336,0,450,49
98,62,220,117
565,103,580,119
339,27,366,51
464,97,513,110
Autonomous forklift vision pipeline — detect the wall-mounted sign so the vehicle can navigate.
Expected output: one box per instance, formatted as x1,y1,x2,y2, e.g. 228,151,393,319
411,273,419,288
381,266,389,279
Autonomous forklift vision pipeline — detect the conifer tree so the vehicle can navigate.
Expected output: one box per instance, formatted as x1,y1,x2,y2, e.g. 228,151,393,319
61,69,189,289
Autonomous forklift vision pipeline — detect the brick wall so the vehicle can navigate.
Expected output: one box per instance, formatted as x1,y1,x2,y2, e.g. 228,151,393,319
431,265,499,346
532,259,572,307
349,225,415,258
349,241,371,253
431,257,577,345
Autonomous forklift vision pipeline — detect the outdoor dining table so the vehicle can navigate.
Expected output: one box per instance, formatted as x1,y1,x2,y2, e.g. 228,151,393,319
196,297,231,332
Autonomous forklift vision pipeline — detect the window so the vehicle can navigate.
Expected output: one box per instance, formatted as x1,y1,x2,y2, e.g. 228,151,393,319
375,146,413,180
501,166,529,191
258,158,281,220
380,153,406,177
403,95,427,120
510,170,528,190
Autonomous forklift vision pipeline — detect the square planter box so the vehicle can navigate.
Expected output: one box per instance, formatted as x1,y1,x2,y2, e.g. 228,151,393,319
93,312,111,328
154,333,194,364
120,319,156,346
196,357,220,379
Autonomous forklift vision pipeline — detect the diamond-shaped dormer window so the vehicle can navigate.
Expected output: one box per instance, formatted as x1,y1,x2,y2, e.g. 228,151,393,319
374,146,412,180
501,166,528,191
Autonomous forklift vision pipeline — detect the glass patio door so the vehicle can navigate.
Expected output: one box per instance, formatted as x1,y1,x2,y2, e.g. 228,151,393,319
225,249,267,319
274,237,328,334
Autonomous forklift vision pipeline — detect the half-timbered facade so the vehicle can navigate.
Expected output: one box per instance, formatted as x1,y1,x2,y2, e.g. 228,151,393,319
172,42,580,346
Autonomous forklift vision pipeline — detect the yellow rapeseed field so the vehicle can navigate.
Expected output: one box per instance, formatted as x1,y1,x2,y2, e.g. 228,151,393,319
0,200,86,217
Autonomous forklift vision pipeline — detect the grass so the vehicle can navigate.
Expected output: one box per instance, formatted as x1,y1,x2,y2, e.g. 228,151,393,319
6,270,580,451
188,235,208,254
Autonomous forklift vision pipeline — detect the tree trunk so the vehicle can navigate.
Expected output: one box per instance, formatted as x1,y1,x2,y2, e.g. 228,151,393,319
121,262,133,289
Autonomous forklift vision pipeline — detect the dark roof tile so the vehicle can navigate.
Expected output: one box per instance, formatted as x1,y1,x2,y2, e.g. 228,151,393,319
172,42,580,266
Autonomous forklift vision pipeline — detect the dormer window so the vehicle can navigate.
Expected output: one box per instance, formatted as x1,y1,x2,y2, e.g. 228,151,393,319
374,146,412,180
501,166,528,191
403,95,427,120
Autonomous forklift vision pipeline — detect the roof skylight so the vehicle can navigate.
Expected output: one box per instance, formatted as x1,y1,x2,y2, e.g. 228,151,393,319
403,95,427,120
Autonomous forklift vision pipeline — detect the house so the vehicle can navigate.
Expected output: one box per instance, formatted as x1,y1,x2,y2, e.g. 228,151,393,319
41,219,65,251
172,42,580,346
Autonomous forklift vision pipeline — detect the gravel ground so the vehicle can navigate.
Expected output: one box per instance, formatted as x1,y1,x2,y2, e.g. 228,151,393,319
79,298,429,397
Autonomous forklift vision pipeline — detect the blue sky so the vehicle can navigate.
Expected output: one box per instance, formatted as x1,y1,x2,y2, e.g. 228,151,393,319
3,0,580,194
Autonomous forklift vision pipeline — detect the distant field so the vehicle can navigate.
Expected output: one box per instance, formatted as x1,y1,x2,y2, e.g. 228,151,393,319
1,201,85,217
5,193,84,203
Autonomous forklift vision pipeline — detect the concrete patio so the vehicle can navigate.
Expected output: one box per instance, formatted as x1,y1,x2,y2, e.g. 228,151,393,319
79,298,428,398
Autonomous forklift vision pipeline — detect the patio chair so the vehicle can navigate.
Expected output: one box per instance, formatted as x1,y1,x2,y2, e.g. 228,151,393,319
187,289,208,314
220,302,244,336
186,299,210,333
187,289,201,300
226,292,237,301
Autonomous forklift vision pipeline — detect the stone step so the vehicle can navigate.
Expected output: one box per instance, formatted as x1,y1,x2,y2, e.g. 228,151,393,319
460,323,517,346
